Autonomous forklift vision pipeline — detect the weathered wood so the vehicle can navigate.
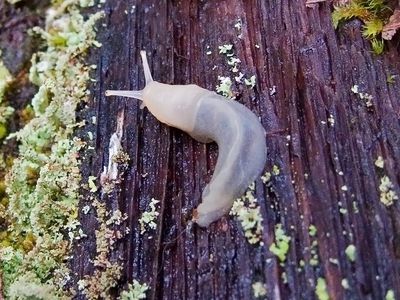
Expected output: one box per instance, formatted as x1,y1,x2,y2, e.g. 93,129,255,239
2,0,400,299
74,1,400,299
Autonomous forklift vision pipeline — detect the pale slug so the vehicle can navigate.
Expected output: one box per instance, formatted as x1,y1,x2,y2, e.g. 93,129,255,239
106,51,267,227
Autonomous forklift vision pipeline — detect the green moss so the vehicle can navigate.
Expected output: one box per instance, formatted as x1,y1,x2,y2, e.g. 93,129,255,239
332,0,391,54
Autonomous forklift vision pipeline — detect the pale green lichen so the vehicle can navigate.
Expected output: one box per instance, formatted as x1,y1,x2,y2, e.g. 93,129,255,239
230,183,264,245
315,277,330,300
139,198,160,234
309,224,317,237
79,199,128,299
216,76,234,99
244,75,256,89
351,84,373,107
375,156,384,168
88,175,98,193
0,1,103,297
252,281,267,298
345,244,357,262
218,44,234,55
379,176,398,206
119,280,149,300
269,223,291,262
385,289,395,300
0,56,14,139
341,278,350,290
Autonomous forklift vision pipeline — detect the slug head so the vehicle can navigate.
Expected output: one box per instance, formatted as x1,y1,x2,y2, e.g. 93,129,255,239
105,50,209,132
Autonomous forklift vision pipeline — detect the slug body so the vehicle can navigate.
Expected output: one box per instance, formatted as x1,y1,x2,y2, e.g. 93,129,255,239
106,51,267,227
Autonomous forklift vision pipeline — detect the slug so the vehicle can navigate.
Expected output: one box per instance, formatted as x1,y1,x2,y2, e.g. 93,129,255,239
106,51,267,227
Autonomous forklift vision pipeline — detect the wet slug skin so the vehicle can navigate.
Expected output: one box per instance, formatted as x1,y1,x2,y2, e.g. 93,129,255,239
106,51,267,227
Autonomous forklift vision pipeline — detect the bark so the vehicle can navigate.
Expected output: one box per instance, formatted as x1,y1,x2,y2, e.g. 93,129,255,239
3,0,400,299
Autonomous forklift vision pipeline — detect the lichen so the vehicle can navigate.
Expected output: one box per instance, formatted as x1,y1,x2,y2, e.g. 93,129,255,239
0,56,14,140
375,156,384,168
216,76,234,99
230,183,264,245
0,0,103,297
345,244,357,262
315,277,330,300
139,198,160,234
119,280,149,300
252,281,267,298
269,223,291,262
385,289,395,300
78,198,128,299
379,176,398,206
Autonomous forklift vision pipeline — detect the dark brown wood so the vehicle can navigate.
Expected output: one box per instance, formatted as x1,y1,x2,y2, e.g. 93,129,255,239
2,0,400,299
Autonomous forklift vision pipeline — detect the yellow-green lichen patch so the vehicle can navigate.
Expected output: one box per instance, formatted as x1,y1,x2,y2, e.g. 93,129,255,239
379,176,398,206
252,281,267,298
78,198,128,299
308,224,317,237
0,1,103,297
375,156,384,168
214,43,258,98
0,56,14,140
269,223,291,263
119,280,149,300
315,277,330,300
230,183,264,245
139,197,160,235
345,244,357,262
385,289,395,300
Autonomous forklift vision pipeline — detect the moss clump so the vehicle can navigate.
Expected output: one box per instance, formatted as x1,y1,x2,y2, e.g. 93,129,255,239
0,0,103,298
332,0,391,54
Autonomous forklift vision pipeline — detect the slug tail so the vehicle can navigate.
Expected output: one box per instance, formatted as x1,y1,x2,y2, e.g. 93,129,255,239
105,90,144,100
140,50,153,85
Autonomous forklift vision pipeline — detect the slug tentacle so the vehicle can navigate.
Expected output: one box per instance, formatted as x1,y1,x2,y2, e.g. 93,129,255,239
105,90,144,100
140,50,153,85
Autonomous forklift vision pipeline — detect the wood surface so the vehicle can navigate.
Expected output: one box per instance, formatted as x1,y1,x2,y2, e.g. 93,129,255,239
2,1,400,299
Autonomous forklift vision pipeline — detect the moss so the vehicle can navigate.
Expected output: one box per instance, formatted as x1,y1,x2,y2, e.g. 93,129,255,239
0,0,103,297
332,0,391,54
